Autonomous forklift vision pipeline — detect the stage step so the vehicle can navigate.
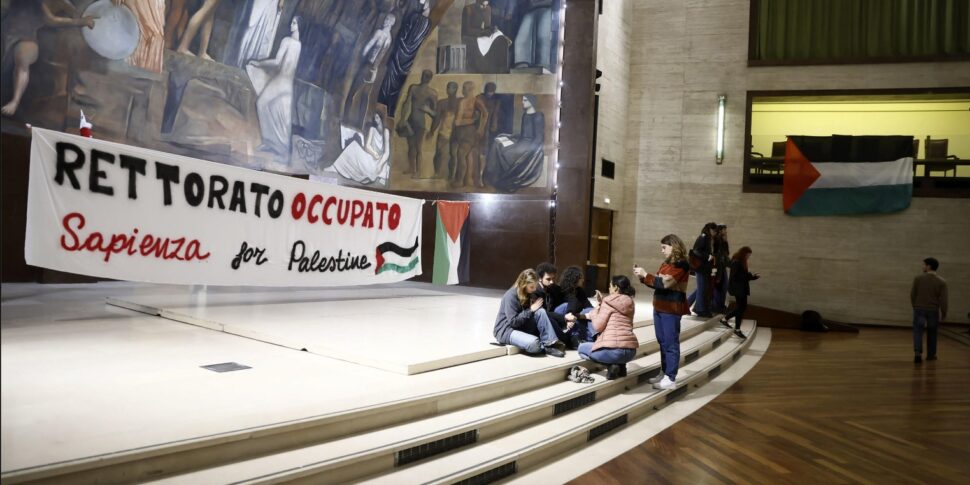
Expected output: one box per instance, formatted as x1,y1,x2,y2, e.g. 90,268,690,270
148,321,747,484
357,322,757,485
2,316,725,484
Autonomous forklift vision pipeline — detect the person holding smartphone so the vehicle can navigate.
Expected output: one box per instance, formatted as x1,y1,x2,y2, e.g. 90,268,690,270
633,234,691,390
577,275,638,379
493,269,567,357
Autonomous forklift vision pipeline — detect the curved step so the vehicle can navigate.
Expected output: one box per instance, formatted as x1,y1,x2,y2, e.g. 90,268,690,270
357,321,757,485
149,321,743,484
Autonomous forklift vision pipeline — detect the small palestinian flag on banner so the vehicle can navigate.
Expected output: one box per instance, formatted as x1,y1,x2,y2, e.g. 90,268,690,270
432,200,470,285
783,135,914,216
375,238,420,275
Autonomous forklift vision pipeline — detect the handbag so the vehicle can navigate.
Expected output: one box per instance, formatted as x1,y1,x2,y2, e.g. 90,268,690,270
688,249,704,271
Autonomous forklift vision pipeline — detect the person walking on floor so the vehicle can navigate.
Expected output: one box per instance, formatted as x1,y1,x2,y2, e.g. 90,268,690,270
720,246,759,340
493,269,567,357
634,234,691,390
577,275,639,380
911,257,948,363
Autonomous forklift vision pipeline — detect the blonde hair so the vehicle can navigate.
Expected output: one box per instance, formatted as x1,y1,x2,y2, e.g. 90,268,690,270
661,234,687,264
515,269,538,307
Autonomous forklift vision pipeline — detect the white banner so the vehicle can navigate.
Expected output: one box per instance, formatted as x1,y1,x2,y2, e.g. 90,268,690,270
25,129,423,286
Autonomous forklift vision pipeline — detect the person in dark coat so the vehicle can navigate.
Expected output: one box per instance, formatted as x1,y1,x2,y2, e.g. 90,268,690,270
720,246,759,339
688,222,718,318
484,94,545,192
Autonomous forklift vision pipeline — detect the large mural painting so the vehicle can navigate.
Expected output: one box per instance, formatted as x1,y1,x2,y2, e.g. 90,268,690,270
1,0,561,194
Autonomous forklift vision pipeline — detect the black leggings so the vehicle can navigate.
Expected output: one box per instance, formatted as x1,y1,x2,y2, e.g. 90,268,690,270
724,295,747,329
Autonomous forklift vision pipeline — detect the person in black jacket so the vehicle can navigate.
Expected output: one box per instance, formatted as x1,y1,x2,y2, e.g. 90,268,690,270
712,224,730,312
720,246,759,339
689,222,718,318
556,265,596,346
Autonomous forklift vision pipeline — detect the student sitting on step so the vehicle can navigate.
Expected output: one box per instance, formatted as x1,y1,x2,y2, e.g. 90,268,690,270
493,269,567,357
555,265,596,346
577,275,638,380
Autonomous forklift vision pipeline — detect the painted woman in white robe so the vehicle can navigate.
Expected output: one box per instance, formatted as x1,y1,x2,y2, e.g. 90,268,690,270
247,15,302,159
333,113,391,186
234,0,281,67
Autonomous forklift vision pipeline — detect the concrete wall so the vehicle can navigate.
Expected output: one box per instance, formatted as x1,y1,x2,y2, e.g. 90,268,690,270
602,0,970,326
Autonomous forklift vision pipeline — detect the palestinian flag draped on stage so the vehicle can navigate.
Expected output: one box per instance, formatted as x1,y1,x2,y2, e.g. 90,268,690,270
432,201,471,285
783,135,914,216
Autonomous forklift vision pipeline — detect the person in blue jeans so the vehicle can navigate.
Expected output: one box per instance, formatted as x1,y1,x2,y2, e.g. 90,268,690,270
493,269,567,357
556,265,596,346
634,234,691,390
577,275,639,380
911,257,948,363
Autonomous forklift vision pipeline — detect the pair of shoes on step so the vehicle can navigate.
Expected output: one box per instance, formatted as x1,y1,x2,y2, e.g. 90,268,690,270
652,375,676,390
567,365,594,383
545,340,566,358
719,318,732,329
733,329,746,340
606,364,627,380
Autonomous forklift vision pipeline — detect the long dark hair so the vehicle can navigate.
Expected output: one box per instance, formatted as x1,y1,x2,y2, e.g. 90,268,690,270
558,265,584,294
611,275,636,297
731,246,753,270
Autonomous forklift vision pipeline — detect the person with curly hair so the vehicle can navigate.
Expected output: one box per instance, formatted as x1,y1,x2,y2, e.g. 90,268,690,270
493,269,567,357
555,265,595,346
634,234,690,390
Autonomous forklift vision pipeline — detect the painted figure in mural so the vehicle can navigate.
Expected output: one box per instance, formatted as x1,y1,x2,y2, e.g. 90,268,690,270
379,0,432,118
476,82,501,186
451,80,489,188
397,69,437,178
485,95,546,192
111,0,165,73
513,0,554,72
428,81,459,179
232,0,283,68
165,0,194,49
247,16,302,160
175,0,223,61
461,0,510,74
344,12,396,130
1,0,97,116
333,112,391,185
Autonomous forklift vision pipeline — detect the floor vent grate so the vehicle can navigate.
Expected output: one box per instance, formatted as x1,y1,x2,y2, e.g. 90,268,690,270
734,350,742,361
708,364,722,379
396,429,477,466
554,391,596,416
638,369,662,385
453,461,516,485
665,385,689,402
200,362,251,373
712,337,723,349
588,414,628,441
684,350,700,364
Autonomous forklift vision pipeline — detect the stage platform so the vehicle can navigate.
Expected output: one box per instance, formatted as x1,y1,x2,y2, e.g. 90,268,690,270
106,286,656,375
1,281,765,484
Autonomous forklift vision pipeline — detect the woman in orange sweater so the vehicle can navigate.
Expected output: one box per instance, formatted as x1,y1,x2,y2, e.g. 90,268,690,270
577,275,639,380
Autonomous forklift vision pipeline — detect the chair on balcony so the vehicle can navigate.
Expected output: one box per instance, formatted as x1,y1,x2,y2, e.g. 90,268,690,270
924,138,959,177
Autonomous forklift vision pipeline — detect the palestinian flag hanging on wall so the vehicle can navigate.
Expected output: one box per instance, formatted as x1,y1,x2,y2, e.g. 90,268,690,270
783,135,914,216
432,201,471,285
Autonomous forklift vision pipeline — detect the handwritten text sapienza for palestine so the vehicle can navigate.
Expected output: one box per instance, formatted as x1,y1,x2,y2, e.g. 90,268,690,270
288,240,371,273
61,212,210,262
53,141,403,231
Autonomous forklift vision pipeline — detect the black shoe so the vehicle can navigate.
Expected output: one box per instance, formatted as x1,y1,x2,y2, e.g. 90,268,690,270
545,346,565,358
619,364,627,377
719,318,731,329
927,355,937,361
733,329,746,339
914,354,922,363
568,334,581,350
607,364,622,380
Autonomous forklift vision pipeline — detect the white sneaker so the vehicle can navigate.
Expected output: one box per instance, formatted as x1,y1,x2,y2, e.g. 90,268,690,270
647,374,664,384
652,375,676,390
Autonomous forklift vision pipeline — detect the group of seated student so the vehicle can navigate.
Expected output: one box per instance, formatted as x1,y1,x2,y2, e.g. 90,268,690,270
493,258,685,388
